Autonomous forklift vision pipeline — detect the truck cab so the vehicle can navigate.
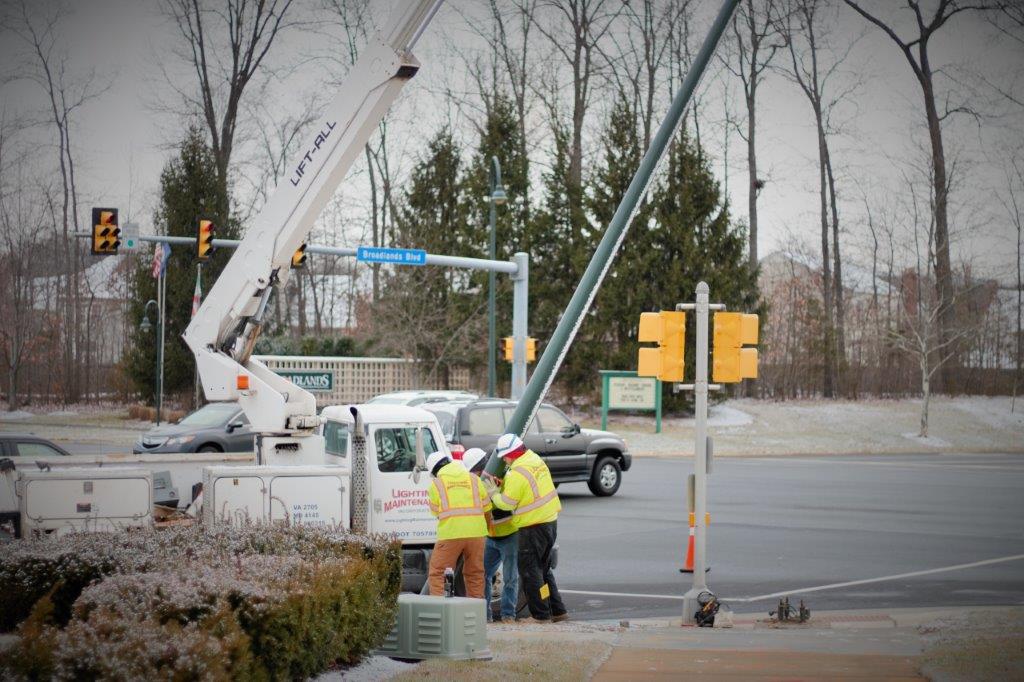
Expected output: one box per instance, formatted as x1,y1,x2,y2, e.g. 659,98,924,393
320,404,446,591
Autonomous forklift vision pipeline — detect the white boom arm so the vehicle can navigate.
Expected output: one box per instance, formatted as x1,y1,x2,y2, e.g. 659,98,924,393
184,0,443,436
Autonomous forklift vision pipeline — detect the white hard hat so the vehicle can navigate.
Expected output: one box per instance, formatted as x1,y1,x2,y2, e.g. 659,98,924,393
495,433,525,459
462,448,488,471
425,451,450,475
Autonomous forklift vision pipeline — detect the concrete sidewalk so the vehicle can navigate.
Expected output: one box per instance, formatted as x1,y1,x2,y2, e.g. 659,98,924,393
486,606,1023,681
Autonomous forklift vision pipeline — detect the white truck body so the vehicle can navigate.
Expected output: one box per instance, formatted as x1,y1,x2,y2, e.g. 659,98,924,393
5,405,444,590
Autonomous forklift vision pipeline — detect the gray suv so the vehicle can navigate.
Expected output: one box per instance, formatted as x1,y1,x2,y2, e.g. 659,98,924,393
134,402,254,454
423,399,631,496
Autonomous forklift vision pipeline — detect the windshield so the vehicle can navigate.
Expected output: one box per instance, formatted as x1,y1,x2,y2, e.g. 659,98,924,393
179,403,239,427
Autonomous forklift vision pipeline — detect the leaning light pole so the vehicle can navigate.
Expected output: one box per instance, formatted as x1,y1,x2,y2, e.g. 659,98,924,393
489,0,741,476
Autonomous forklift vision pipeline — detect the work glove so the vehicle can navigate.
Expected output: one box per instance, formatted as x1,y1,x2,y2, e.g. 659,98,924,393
482,477,499,497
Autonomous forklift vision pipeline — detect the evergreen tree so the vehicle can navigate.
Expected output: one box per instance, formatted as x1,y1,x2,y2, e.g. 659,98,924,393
125,125,239,403
376,128,478,388
460,93,539,392
552,102,760,404
564,96,658,393
530,122,581,363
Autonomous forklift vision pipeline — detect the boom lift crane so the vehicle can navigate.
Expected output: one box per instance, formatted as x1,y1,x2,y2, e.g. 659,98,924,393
183,1,444,465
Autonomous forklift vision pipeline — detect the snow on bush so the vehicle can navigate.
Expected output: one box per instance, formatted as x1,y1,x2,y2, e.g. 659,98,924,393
0,525,402,680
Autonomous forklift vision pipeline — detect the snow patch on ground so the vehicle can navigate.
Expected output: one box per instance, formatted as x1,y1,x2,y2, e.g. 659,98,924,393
315,655,416,681
901,432,952,448
47,410,78,417
950,397,1024,431
708,405,754,427
0,410,32,421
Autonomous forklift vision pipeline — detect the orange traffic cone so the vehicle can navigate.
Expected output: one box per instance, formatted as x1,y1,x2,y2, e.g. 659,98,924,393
680,512,696,573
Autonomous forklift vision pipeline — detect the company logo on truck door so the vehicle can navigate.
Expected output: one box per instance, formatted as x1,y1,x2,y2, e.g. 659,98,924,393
289,121,337,187
385,488,428,513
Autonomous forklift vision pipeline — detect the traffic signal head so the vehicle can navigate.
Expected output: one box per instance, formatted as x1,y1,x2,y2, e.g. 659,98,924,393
636,311,685,383
526,337,537,363
91,208,120,254
502,337,514,361
292,243,308,269
197,218,215,260
712,312,759,383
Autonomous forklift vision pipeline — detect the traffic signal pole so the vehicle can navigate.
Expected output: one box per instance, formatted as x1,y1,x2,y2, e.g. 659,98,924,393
492,0,740,480
679,282,723,623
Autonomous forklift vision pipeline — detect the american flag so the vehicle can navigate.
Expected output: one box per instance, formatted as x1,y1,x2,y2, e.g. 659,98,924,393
191,267,202,318
151,243,171,279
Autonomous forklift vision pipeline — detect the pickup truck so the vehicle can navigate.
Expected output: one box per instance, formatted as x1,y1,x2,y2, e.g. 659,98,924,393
423,398,631,496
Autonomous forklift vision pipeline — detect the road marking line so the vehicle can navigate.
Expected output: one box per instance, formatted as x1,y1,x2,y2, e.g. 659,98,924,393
728,553,1024,603
560,553,1024,604
559,589,684,600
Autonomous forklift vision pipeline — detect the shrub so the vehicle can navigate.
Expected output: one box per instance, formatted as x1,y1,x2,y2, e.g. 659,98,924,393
0,526,402,680
0,524,397,631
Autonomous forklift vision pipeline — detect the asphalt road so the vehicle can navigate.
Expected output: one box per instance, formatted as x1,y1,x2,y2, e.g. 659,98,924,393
553,453,1024,621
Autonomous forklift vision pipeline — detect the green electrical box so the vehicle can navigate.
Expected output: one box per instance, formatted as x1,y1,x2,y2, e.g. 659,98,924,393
374,594,492,661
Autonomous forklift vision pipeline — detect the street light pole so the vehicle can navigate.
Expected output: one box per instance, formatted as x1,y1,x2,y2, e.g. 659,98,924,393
141,299,162,425
487,156,507,398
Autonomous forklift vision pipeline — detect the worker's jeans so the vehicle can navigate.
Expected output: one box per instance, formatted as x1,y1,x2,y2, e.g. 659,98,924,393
429,537,485,598
483,533,519,621
517,520,567,620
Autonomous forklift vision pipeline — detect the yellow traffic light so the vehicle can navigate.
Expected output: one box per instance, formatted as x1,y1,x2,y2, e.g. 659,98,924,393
712,312,759,383
292,243,308,269
502,337,514,361
526,337,537,363
91,207,120,254
636,311,686,383
197,218,215,261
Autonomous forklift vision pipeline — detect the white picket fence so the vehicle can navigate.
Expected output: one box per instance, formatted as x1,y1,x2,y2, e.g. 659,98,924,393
254,355,471,405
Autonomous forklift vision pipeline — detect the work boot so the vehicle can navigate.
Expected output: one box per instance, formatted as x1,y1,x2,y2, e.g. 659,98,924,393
552,613,570,623
517,617,551,624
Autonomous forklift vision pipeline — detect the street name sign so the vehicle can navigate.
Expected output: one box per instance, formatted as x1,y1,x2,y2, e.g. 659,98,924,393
356,246,427,266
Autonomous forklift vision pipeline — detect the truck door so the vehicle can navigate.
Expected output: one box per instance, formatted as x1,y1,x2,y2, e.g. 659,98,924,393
367,424,437,543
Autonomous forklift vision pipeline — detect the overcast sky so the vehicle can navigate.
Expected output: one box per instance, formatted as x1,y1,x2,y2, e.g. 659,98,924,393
2,0,1022,286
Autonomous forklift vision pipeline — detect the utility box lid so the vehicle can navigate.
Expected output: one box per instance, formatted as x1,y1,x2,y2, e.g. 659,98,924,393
19,467,153,535
202,465,350,529
374,593,491,661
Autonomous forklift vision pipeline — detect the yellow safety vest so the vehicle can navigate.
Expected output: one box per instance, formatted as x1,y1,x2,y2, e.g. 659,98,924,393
491,450,561,529
489,509,517,538
428,463,491,540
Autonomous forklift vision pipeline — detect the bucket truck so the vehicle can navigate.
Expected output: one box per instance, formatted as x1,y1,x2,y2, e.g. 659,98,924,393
5,0,450,592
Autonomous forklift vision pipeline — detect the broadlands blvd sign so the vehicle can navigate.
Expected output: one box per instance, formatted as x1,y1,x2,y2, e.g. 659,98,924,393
273,370,334,392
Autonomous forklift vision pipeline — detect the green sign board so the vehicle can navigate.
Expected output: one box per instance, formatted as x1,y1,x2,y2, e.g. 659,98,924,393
275,370,334,392
599,370,662,433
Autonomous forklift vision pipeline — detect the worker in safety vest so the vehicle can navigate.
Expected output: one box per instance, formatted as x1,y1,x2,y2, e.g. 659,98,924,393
426,450,492,598
464,448,519,622
486,434,569,623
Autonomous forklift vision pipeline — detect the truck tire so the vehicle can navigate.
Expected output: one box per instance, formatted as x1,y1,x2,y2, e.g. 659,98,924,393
197,444,222,453
587,456,621,497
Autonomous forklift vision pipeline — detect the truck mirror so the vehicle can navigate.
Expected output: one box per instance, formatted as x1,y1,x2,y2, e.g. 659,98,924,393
411,427,426,484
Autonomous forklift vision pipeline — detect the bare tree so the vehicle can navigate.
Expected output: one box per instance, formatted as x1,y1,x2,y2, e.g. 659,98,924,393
533,0,620,228
844,0,996,393
998,150,1024,410
777,0,861,396
722,0,783,269
889,174,976,437
163,0,296,214
3,0,108,404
